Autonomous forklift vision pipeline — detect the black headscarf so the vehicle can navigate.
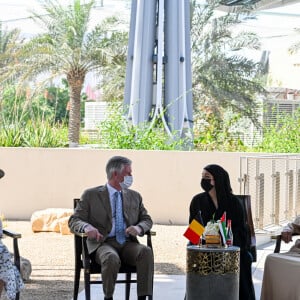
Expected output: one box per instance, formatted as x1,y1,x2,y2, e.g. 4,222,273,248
204,164,232,204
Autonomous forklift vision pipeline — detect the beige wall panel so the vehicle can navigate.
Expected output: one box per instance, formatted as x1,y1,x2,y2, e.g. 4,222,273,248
0,147,253,224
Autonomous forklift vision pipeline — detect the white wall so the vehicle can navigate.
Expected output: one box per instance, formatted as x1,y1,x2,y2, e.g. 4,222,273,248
0,147,256,224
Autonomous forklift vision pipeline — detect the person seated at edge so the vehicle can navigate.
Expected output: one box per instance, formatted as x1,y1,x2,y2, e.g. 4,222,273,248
281,215,300,249
0,169,24,300
68,156,153,300
188,164,255,300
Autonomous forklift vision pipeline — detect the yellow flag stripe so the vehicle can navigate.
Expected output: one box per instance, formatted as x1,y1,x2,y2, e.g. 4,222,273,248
189,219,205,236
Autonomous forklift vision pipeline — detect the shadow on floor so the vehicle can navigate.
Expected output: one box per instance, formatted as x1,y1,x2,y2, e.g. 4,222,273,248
155,262,185,275
21,279,74,300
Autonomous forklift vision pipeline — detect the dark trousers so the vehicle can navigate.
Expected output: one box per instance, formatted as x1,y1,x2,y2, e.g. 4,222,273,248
239,250,256,300
94,238,154,298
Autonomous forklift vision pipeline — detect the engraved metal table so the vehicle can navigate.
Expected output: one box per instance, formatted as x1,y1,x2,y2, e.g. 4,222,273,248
186,245,240,300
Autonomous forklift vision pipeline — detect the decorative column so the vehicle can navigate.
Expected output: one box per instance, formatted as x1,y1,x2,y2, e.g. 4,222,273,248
124,0,193,141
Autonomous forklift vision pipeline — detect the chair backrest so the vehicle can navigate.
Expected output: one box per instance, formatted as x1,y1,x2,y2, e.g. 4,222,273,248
73,198,86,269
237,194,257,262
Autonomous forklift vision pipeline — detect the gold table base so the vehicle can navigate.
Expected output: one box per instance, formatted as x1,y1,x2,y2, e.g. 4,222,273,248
186,246,240,276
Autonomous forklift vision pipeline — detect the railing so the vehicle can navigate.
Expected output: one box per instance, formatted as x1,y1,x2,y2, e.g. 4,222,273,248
239,155,300,231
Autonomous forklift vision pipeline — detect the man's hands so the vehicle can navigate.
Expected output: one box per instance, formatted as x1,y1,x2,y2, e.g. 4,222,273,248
84,224,103,241
281,230,293,243
126,225,142,237
83,224,143,240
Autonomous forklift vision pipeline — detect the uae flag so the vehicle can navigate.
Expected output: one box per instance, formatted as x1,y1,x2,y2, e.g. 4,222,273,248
184,211,205,245
219,212,227,245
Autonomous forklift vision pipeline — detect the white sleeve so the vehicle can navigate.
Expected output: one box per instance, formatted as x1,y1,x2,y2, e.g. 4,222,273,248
282,222,293,232
283,216,300,233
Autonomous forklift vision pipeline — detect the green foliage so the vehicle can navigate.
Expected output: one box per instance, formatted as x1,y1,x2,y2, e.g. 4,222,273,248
0,83,70,123
0,84,68,147
254,109,300,153
94,103,186,150
193,111,248,151
95,16,129,102
1,85,52,124
2,0,127,146
0,22,23,80
0,119,68,147
43,80,70,123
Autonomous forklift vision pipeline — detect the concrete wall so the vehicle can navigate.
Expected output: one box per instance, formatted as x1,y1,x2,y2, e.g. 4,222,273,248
0,147,254,224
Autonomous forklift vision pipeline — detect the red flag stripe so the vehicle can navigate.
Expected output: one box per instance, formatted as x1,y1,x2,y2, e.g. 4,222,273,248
183,227,201,245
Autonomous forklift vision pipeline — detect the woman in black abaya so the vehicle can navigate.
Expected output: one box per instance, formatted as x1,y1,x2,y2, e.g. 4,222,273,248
189,164,255,300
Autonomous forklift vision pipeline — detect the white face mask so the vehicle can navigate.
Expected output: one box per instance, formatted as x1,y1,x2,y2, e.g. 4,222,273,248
120,175,133,189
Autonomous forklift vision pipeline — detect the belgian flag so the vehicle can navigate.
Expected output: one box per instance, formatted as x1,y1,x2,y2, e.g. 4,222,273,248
183,211,205,245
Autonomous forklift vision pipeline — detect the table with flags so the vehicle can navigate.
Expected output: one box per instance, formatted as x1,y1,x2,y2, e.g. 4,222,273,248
183,211,240,300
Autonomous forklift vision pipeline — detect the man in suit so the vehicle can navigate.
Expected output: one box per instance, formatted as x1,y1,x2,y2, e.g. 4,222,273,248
68,156,153,300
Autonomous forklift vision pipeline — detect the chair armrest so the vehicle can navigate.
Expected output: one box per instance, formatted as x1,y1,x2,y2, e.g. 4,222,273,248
3,228,22,239
71,228,156,237
146,230,156,236
71,229,92,270
145,230,156,250
2,228,22,270
271,232,299,253
72,230,87,238
271,234,281,240
72,230,156,238
71,229,155,250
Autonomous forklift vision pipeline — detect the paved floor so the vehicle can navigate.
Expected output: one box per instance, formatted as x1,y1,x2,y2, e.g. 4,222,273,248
76,237,291,300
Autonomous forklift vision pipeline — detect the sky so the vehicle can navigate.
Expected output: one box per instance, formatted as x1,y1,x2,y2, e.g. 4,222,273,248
239,3,300,88
0,0,131,94
0,0,130,35
0,0,299,34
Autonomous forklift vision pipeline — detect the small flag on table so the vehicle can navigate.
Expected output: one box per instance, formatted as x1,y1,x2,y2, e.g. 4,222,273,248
219,212,227,245
184,211,205,245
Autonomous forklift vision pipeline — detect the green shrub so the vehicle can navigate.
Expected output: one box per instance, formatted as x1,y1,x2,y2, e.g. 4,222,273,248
0,85,69,147
94,103,188,150
254,109,300,153
0,119,68,147
193,112,248,152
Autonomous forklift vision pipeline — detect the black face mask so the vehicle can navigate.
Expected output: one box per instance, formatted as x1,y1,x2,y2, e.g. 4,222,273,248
201,178,213,192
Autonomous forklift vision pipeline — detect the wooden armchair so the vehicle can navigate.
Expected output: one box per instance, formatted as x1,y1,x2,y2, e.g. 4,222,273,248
2,228,22,300
71,198,155,300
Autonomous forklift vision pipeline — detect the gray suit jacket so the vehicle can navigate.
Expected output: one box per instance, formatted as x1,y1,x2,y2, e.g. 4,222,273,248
68,185,153,253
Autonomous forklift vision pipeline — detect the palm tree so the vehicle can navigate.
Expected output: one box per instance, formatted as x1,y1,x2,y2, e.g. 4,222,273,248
0,23,21,68
191,0,266,125
4,0,117,147
0,23,23,115
99,17,129,103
